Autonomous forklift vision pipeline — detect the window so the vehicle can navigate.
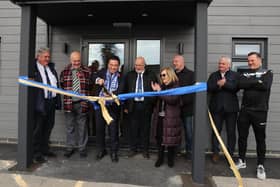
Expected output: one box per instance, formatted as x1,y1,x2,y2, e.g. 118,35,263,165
88,43,125,69
232,38,267,72
136,40,161,73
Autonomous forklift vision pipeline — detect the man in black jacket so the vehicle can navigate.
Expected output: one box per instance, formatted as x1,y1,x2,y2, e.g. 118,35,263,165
235,52,273,180
33,47,61,163
92,55,122,162
122,57,158,159
207,56,239,163
172,55,195,160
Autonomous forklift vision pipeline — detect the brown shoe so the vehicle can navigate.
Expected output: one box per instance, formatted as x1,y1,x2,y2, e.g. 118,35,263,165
212,153,220,163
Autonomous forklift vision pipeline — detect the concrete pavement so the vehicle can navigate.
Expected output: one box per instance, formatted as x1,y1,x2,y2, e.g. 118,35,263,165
0,143,279,187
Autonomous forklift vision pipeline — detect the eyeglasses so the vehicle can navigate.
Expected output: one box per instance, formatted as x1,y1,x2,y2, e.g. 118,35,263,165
160,73,166,78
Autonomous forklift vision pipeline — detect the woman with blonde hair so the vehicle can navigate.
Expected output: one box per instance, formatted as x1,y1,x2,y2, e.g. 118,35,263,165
151,67,182,167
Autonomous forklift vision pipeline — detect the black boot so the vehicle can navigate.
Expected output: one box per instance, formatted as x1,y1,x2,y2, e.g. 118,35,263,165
167,147,175,168
155,146,165,167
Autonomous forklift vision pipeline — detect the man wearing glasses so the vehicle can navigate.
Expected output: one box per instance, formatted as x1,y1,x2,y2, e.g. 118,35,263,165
122,56,158,159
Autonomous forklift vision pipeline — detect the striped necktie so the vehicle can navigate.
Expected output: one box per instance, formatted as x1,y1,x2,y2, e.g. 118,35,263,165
44,66,52,99
72,69,80,93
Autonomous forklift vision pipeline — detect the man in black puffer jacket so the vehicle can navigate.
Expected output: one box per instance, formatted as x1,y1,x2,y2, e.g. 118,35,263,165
235,52,273,180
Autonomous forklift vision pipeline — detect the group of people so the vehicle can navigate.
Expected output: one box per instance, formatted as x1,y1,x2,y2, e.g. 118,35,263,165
33,47,273,179
207,53,273,180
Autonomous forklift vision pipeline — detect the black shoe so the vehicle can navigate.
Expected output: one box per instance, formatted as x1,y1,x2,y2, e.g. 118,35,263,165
64,150,75,158
167,147,175,168
155,158,164,167
127,150,137,157
43,151,57,158
168,159,174,168
142,151,150,159
96,150,107,160
34,155,47,163
111,152,119,163
80,151,87,158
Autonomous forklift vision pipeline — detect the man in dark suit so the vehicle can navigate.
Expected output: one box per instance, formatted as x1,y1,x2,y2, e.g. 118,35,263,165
207,56,239,163
92,55,122,162
122,57,158,159
33,47,61,163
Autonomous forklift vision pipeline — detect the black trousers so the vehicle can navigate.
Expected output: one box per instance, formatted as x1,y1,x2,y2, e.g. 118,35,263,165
95,106,119,153
211,111,237,156
129,102,152,152
33,99,56,157
237,109,267,165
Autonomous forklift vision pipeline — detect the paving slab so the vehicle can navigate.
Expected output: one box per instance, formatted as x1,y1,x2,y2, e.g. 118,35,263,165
213,176,280,187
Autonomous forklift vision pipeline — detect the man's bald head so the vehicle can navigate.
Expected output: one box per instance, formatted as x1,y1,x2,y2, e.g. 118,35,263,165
70,51,81,69
172,55,185,72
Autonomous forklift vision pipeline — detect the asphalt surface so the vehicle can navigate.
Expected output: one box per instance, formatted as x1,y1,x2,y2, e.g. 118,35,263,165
0,143,279,187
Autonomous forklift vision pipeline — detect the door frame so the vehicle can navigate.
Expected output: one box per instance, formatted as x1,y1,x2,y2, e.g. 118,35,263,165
81,38,130,73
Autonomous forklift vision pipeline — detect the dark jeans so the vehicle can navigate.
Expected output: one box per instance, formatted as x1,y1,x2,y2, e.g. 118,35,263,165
95,106,119,153
211,111,237,156
182,115,193,153
238,109,267,165
129,102,152,152
33,98,56,157
65,102,88,152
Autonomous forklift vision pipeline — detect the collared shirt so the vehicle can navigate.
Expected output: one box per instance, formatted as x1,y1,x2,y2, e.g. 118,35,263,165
36,61,57,99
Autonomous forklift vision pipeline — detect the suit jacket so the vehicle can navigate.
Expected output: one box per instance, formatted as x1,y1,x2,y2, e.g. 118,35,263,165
34,61,61,113
92,68,122,115
92,68,122,96
121,69,158,113
207,70,239,113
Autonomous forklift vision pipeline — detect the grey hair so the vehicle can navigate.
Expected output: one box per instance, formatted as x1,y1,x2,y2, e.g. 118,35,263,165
136,56,146,65
37,47,50,56
219,56,231,65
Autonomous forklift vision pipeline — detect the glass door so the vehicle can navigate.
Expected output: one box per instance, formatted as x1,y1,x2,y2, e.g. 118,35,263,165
83,39,129,73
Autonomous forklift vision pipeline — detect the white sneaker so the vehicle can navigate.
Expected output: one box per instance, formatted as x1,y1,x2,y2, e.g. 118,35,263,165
257,164,266,180
235,158,246,169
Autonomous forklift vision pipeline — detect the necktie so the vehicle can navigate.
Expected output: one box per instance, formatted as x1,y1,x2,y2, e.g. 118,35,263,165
136,73,144,101
137,73,143,93
44,66,52,99
72,69,80,93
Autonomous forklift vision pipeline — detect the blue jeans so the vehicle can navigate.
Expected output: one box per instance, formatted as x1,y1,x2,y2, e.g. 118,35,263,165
183,115,193,153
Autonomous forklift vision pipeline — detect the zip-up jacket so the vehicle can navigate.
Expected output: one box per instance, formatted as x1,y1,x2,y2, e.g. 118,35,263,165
239,68,273,111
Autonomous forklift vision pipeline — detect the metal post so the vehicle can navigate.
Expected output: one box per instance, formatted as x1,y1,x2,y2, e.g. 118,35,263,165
192,2,208,184
17,5,37,170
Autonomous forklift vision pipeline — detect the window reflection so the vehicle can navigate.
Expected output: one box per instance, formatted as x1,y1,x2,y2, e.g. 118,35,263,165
235,44,260,56
88,43,124,69
136,40,160,65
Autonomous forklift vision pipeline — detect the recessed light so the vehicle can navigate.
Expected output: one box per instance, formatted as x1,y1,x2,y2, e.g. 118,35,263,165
141,12,148,17
88,13,94,17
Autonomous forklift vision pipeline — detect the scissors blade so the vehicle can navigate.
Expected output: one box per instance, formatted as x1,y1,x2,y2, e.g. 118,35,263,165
102,85,112,97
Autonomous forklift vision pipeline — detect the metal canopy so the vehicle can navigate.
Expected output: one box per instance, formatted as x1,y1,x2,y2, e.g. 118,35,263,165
10,0,212,25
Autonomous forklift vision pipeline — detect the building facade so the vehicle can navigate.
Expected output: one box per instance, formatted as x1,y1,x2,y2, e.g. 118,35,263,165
0,0,279,152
